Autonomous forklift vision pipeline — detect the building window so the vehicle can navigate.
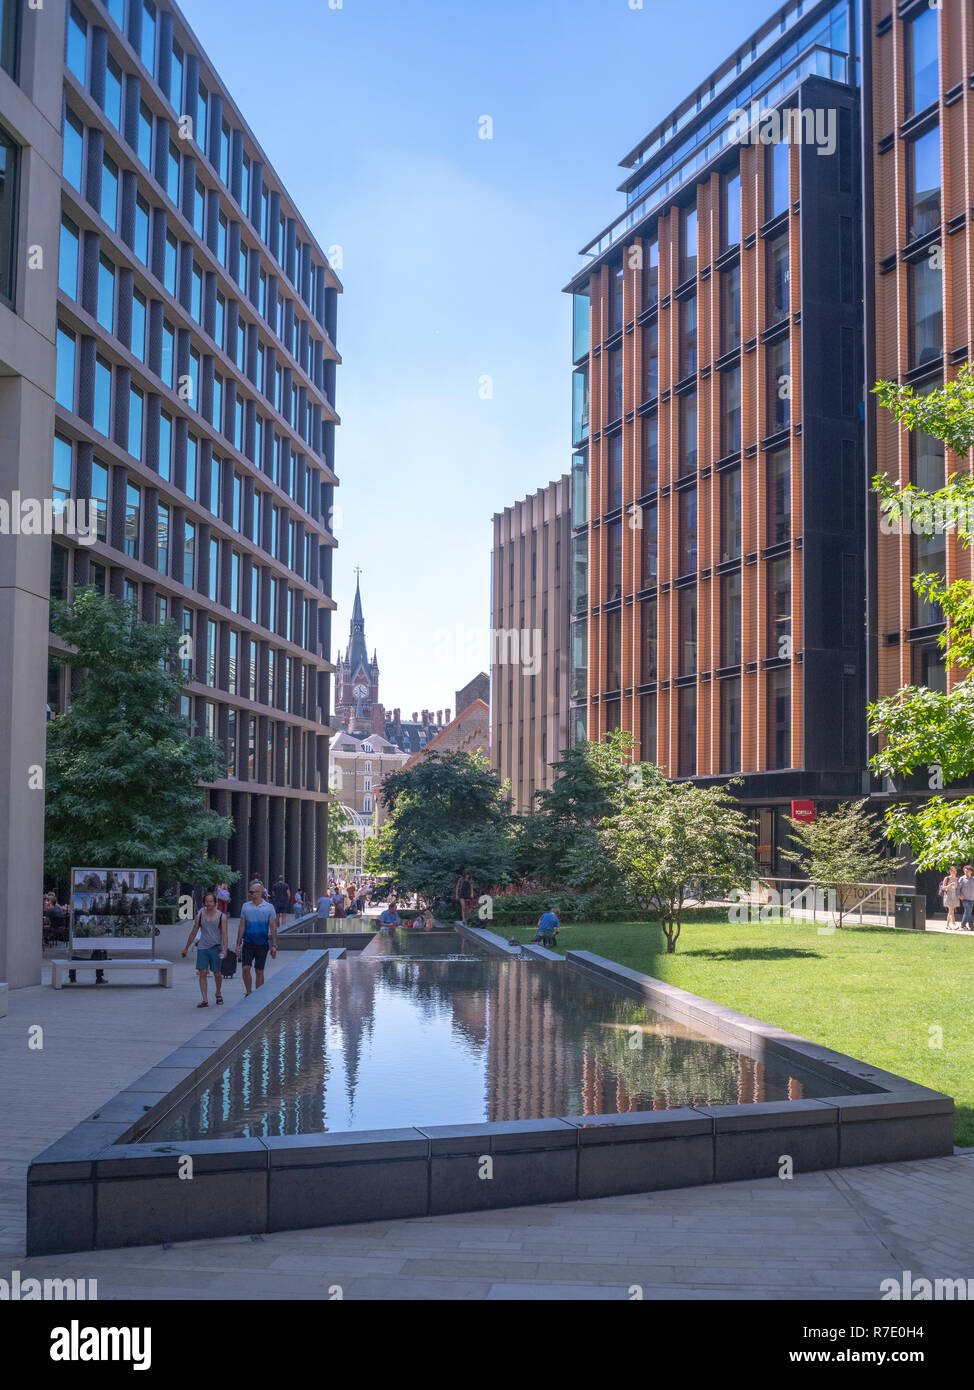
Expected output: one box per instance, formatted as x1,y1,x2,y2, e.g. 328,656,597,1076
608,346,623,420
719,676,741,772
908,126,941,242
911,411,946,626
169,37,183,112
90,460,108,542
680,295,697,378
607,434,623,512
128,386,143,457
678,685,696,777
641,600,657,682
643,235,659,308
101,154,118,228
722,167,741,251
679,488,697,575
767,338,790,433
66,3,87,82
913,640,946,693
767,237,789,325
769,558,791,658
158,410,172,481
680,392,697,475
134,195,149,264
908,256,943,368
571,532,588,614
96,256,115,331
905,5,939,120
93,356,111,435
571,451,588,528
606,608,622,690
640,692,656,763
679,585,697,676
163,231,177,295
643,318,658,401
190,263,202,323
720,263,741,354
1,0,20,79
719,468,742,562
140,0,156,74
58,215,79,299
137,101,152,168
572,287,590,363
571,619,587,702
720,570,742,666
131,290,146,361
768,668,790,768
641,417,658,495
682,206,698,281
607,520,623,601
104,54,122,129
167,141,180,204
63,109,84,191
768,446,790,544
124,482,140,559
767,137,790,219
643,501,658,584
156,502,169,574
572,365,589,446
608,260,624,335
55,325,76,410
53,434,72,513
721,366,741,455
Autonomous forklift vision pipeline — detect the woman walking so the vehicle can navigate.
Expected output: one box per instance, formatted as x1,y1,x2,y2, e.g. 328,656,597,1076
181,891,228,1006
940,866,962,929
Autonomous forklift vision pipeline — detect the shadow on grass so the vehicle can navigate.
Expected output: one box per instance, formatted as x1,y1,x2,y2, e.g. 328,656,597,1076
676,946,825,963
952,1104,974,1149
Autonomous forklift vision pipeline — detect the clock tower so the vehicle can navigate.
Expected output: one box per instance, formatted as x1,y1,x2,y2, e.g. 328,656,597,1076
334,573,381,734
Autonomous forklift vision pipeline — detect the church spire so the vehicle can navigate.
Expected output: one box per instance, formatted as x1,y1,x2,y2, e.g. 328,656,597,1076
345,569,370,677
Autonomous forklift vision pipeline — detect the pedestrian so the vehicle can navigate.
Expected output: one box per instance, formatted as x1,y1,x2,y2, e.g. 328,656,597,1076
271,875,291,927
181,891,228,1007
215,882,231,914
940,866,962,929
455,868,475,924
959,865,974,931
332,886,346,919
235,881,278,994
531,907,561,948
293,888,304,916
316,889,332,922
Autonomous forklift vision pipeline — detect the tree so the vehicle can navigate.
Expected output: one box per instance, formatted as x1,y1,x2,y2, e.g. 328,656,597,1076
45,588,236,888
602,777,756,952
870,367,974,864
784,800,898,927
372,750,514,907
519,730,655,887
328,801,358,870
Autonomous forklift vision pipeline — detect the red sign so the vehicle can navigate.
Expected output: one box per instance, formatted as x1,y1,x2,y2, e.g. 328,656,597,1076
791,800,816,823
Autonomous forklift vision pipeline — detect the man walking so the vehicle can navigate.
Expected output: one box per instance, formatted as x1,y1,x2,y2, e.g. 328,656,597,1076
960,865,974,931
235,882,278,995
271,875,291,927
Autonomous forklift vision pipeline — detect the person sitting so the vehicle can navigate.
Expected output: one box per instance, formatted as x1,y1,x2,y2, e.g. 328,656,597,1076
377,904,400,934
531,908,561,948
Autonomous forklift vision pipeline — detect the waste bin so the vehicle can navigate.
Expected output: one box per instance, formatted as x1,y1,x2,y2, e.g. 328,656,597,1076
894,890,926,931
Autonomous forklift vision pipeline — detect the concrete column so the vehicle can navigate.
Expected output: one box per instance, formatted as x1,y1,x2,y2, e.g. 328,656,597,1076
268,794,284,883
284,797,300,893
300,798,315,900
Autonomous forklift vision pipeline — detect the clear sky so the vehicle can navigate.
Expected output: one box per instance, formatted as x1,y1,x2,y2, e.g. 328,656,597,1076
181,0,775,717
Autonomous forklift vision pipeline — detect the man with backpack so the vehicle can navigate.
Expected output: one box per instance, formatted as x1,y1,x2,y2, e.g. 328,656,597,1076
181,891,228,1007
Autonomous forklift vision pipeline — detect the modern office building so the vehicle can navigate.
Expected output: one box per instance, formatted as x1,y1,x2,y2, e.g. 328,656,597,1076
0,0,341,983
491,475,571,814
565,0,869,874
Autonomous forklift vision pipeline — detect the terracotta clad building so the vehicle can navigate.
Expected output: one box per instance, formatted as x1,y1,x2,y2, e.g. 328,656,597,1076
566,0,866,873
491,475,571,815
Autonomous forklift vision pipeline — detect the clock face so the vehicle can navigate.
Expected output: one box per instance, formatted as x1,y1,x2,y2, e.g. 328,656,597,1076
353,683,368,699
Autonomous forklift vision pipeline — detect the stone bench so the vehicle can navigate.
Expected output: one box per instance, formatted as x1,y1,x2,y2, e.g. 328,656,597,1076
50,959,174,989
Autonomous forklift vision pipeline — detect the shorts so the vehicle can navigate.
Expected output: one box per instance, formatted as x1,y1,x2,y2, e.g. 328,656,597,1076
241,940,269,969
196,945,223,973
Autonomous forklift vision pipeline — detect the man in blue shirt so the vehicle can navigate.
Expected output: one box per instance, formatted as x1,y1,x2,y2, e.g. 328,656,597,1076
532,909,561,948
377,905,400,934
235,882,278,994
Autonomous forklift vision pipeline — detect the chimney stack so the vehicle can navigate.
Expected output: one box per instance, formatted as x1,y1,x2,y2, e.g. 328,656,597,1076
445,708,451,723
437,710,442,726
412,711,418,723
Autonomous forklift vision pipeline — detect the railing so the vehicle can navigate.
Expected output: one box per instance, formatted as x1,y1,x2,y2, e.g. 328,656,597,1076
748,878,898,928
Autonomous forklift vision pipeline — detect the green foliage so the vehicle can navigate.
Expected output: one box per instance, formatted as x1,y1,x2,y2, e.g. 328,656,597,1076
870,370,974,864
328,801,358,867
602,777,756,952
784,800,897,926
371,750,514,907
45,588,235,887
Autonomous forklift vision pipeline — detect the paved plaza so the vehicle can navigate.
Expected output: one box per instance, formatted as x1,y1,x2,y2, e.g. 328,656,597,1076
2,932,972,1300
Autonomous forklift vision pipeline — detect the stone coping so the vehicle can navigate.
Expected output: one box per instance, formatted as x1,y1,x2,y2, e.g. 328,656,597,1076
26,944,955,1255
455,922,521,956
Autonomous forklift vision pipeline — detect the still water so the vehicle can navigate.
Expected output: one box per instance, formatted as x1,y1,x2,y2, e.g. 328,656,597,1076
146,955,859,1141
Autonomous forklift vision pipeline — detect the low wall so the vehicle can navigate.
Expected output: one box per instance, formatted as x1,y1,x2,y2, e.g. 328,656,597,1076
26,947,955,1255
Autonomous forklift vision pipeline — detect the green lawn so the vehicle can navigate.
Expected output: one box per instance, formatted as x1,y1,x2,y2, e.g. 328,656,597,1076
505,916,973,1145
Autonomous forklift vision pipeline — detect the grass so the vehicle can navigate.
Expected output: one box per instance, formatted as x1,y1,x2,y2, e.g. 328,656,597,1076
502,915,974,1146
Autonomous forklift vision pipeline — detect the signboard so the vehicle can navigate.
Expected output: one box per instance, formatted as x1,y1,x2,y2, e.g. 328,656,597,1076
70,868,157,954
791,800,816,824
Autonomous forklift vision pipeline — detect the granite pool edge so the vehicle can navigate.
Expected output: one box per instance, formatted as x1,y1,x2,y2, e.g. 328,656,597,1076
26,946,954,1255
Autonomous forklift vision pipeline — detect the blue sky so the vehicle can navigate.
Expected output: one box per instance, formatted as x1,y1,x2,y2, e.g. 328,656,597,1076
181,0,775,716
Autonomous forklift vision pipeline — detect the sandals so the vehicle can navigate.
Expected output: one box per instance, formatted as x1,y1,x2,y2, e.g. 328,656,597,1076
197,1000,209,1007
215,994,224,1004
